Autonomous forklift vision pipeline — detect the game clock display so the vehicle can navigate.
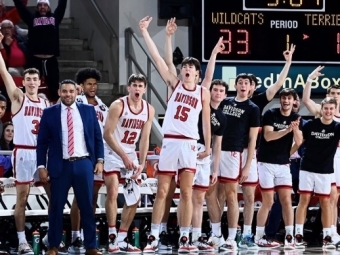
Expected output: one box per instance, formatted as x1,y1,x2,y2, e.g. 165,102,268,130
202,0,340,64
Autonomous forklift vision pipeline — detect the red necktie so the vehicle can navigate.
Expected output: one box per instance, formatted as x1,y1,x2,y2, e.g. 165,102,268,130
67,107,74,156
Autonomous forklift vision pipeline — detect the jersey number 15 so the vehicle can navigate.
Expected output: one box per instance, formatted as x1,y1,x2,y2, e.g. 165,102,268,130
174,105,190,122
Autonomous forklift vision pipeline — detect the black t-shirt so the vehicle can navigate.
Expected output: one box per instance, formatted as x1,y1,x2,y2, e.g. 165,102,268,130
301,119,340,174
250,92,270,114
250,92,270,148
219,97,260,152
257,108,301,164
197,106,227,145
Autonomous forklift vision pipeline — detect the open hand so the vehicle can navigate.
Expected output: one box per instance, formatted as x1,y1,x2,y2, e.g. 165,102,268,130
139,16,153,33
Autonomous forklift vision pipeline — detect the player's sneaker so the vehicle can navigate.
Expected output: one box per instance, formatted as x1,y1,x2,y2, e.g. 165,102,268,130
207,234,225,250
238,235,258,250
323,236,336,250
41,236,67,254
284,235,295,250
256,235,281,249
178,236,198,253
17,243,33,255
68,237,86,254
158,231,172,250
143,235,158,253
332,233,340,247
107,234,119,253
117,237,141,253
294,234,305,249
219,239,237,252
193,236,214,252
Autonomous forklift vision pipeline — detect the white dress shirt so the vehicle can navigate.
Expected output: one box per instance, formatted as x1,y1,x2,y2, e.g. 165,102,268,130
61,102,89,159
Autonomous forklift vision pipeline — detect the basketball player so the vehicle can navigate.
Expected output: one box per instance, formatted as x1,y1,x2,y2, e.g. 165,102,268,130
66,68,108,253
255,88,302,249
103,74,154,253
140,16,211,253
214,74,260,251
160,17,225,251
302,66,340,244
295,97,340,250
0,44,49,253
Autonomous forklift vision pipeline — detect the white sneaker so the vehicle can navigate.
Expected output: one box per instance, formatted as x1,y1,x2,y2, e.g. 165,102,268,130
143,235,158,253
332,233,340,247
107,234,119,253
193,236,214,252
219,239,237,252
256,236,281,249
284,235,295,250
68,237,86,254
323,236,336,250
178,236,198,253
294,234,306,249
207,234,225,250
117,237,141,253
17,243,33,255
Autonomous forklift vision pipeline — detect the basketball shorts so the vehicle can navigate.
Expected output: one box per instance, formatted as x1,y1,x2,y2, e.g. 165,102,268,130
299,170,332,197
12,148,39,184
103,149,141,184
258,162,292,191
219,150,258,184
193,143,211,191
157,138,197,176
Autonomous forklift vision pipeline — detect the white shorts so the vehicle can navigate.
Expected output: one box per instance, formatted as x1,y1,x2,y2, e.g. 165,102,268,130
299,170,332,197
258,162,292,191
158,138,197,176
12,148,39,184
219,150,258,184
193,143,211,191
94,173,104,184
103,150,141,184
333,157,340,188
241,148,258,186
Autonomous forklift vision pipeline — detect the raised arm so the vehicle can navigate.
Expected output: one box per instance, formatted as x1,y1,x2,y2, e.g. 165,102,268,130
266,44,295,101
53,0,68,25
164,18,177,76
0,34,23,103
139,16,179,89
13,0,32,25
302,66,324,117
200,37,225,89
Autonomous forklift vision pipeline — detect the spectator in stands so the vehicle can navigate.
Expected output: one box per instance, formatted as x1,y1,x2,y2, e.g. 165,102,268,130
0,0,27,24
0,94,7,135
0,121,14,177
13,0,68,102
0,19,28,77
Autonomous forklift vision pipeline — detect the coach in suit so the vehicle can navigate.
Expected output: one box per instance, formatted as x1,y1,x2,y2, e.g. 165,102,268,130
36,79,104,255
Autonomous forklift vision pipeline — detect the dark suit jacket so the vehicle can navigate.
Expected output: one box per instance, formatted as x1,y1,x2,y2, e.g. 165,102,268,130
36,103,104,178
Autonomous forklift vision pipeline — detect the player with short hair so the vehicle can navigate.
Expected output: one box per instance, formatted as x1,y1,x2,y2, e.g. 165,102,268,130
0,43,50,254
140,16,211,253
103,73,155,253
255,88,302,249
302,66,340,244
215,73,260,251
295,97,340,250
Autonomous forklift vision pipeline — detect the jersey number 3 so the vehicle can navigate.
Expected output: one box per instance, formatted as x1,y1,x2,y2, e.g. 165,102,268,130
121,131,137,144
174,105,190,122
31,120,40,134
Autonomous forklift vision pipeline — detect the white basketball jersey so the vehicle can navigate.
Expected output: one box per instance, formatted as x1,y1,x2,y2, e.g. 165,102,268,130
162,81,202,140
12,95,48,146
112,96,149,154
94,104,108,135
